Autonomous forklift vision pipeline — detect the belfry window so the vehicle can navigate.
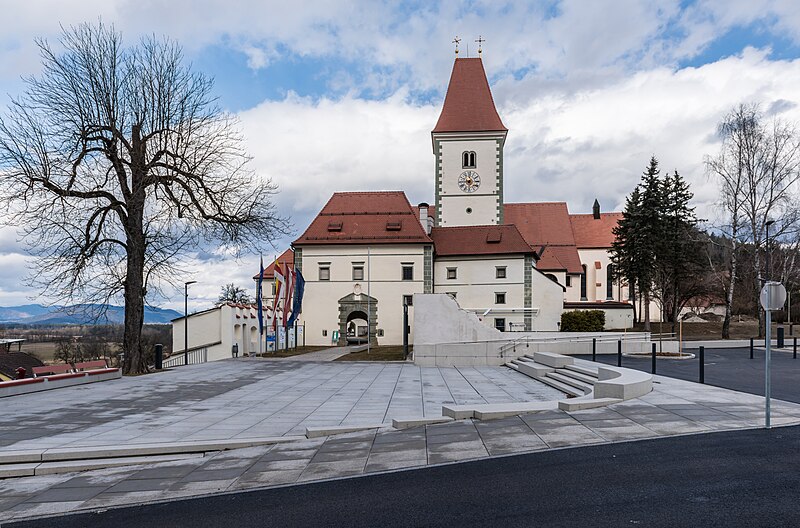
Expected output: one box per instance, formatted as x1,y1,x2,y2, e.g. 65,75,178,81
462,151,476,169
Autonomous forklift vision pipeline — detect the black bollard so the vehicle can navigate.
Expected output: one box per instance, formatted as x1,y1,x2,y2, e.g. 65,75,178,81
651,342,657,375
592,338,597,362
699,346,705,384
778,327,785,349
155,343,163,370
750,337,754,359
617,340,622,367
794,337,797,360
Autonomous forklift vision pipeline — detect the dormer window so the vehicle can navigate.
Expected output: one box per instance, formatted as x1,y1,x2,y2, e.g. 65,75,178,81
462,151,476,169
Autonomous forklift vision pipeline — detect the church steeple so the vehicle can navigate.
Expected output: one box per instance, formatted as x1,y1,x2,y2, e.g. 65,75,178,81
432,58,507,134
432,57,507,228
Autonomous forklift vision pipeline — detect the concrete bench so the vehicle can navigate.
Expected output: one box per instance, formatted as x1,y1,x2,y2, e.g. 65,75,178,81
593,366,652,400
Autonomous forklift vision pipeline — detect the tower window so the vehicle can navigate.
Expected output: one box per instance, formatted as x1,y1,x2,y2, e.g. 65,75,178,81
495,292,506,304
447,267,457,280
496,267,507,279
319,264,330,281
462,151,476,169
352,265,364,281
402,264,414,281
494,318,506,332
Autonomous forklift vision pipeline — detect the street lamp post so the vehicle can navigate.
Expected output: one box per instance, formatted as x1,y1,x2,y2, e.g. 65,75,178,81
184,280,197,366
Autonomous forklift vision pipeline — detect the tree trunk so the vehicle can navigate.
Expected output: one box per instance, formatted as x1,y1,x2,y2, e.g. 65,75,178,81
643,290,651,332
722,238,738,340
123,232,147,374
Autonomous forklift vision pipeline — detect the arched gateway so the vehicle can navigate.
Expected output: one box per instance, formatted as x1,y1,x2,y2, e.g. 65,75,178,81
338,293,377,346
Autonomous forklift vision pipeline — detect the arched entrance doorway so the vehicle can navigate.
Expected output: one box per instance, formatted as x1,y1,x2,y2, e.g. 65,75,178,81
338,293,377,346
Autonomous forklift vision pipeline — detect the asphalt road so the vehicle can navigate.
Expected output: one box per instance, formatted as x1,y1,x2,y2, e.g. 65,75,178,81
7,425,800,528
577,346,800,404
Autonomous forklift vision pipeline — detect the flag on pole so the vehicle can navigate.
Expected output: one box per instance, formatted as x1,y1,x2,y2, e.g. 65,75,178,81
283,266,295,328
287,269,305,328
272,262,286,331
256,255,264,336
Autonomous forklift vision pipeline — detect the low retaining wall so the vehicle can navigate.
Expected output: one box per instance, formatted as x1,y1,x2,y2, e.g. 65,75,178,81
0,370,121,398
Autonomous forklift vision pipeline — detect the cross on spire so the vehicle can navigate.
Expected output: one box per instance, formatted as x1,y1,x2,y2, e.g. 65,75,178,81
475,35,485,56
452,36,461,55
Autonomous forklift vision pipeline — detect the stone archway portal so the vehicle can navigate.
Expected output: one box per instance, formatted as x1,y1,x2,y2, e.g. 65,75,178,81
338,293,377,346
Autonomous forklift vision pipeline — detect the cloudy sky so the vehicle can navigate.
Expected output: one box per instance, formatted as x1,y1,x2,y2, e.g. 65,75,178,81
2,0,800,311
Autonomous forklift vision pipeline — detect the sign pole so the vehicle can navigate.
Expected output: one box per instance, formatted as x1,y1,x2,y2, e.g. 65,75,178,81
766,286,772,429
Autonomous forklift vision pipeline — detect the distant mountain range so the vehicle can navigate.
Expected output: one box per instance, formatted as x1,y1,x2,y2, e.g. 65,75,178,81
0,304,181,325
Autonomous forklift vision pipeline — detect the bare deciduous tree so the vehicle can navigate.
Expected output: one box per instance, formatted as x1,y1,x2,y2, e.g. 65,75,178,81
707,103,800,337
0,23,286,373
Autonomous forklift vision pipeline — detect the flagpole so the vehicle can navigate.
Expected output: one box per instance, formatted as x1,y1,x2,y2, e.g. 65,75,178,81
258,255,263,358
367,246,371,356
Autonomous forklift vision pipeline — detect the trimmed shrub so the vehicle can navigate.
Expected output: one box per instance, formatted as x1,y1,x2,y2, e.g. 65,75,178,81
560,310,606,332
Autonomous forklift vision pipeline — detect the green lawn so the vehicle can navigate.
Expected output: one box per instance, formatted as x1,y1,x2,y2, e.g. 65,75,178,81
334,345,411,362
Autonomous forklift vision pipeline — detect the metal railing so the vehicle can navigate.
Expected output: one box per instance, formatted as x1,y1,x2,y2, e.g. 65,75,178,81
497,332,673,356
162,347,207,368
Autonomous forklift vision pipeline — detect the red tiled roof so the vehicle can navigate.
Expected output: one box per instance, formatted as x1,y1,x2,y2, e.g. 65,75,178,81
254,248,294,280
432,58,507,133
431,225,532,257
293,191,432,246
570,213,623,249
504,203,583,273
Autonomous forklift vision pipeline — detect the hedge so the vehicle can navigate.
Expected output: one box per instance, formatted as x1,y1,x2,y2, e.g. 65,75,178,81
560,310,605,332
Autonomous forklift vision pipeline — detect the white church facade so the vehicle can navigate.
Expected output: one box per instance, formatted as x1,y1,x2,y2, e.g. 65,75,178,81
287,57,633,348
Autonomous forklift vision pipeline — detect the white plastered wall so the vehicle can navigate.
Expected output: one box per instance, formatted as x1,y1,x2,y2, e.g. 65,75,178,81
297,244,427,346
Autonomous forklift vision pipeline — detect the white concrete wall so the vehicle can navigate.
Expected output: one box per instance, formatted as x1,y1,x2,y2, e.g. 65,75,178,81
530,269,564,331
412,293,676,366
298,244,427,346
438,138,501,226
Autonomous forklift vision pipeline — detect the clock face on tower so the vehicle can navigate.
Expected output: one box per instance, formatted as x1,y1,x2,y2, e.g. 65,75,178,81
458,170,481,193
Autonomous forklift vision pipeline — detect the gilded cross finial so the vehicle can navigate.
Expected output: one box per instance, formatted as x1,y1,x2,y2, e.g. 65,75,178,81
452,36,461,55
475,35,485,56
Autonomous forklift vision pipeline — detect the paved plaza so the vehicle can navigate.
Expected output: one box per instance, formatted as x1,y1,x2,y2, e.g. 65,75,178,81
0,359,562,450
2,357,800,523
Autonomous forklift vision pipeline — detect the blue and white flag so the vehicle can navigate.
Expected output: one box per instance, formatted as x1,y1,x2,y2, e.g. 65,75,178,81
287,269,305,328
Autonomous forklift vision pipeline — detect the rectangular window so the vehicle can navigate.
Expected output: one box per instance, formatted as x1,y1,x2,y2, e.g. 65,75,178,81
447,267,457,280
494,318,506,332
495,292,506,304
402,265,414,281
352,265,364,281
271,282,277,295
403,295,413,306
322,330,328,337
319,265,330,281
566,275,572,287
496,266,507,279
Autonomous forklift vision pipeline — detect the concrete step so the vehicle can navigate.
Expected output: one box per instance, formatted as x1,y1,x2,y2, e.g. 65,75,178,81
506,362,520,370
558,397,622,411
546,372,593,394
557,369,598,385
512,360,555,378
534,375,584,397
564,364,600,378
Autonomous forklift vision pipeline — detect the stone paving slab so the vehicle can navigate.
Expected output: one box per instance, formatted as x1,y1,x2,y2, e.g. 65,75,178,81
2,374,800,522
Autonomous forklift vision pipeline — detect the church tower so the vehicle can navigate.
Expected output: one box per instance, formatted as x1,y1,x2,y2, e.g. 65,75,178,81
432,57,507,227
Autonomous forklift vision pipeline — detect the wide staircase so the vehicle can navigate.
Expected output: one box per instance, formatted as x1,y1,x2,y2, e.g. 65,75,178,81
507,352,600,397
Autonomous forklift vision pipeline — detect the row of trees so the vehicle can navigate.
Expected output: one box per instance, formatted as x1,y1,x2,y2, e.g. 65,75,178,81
614,104,800,339
611,157,709,332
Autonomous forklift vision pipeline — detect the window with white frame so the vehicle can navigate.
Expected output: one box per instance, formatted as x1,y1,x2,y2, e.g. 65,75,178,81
447,267,457,280
496,266,507,279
